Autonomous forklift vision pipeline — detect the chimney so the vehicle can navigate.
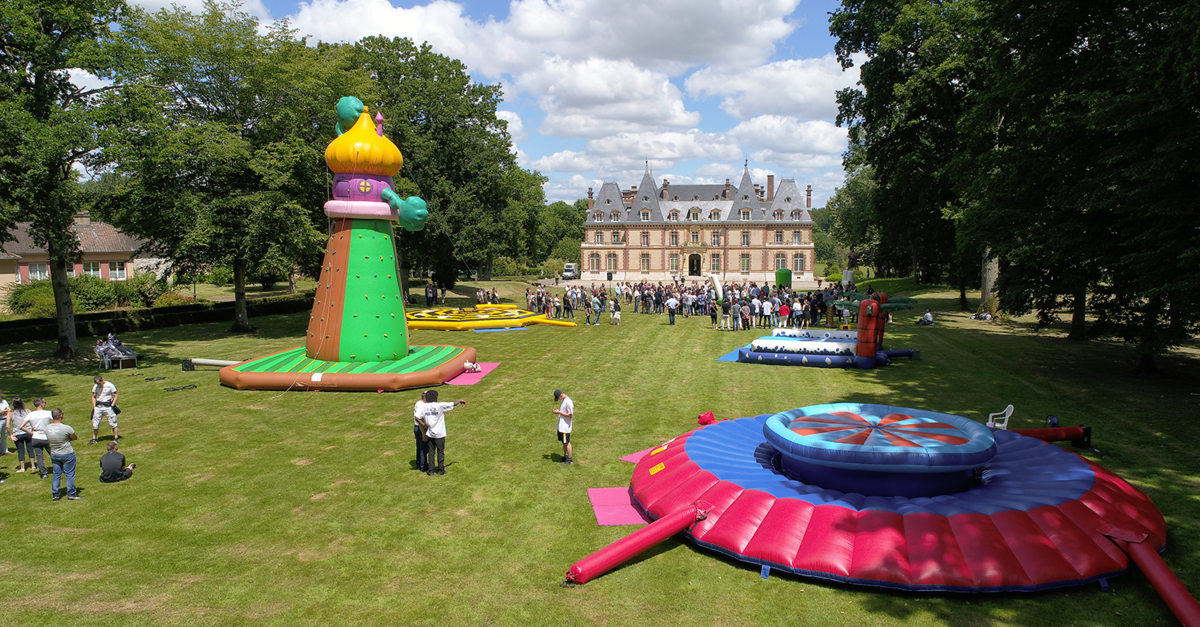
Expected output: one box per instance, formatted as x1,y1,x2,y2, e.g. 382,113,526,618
74,212,91,226
662,178,669,200
806,184,812,209
724,179,730,199
587,187,594,210
767,175,775,201
753,184,760,199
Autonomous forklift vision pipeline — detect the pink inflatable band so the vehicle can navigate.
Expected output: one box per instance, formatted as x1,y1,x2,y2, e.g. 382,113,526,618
324,200,397,220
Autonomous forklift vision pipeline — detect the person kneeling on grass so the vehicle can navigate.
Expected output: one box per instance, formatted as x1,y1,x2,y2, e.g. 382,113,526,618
415,390,466,476
99,441,136,483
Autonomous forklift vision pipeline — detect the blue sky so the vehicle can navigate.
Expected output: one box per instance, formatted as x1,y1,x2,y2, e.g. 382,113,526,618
133,0,857,204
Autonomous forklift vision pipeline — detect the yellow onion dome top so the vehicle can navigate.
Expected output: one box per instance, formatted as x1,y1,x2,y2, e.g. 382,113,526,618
324,106,403,177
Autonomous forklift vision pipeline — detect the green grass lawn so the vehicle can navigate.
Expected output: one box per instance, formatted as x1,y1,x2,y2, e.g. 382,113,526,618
181,279,319,302
0,282,1197,627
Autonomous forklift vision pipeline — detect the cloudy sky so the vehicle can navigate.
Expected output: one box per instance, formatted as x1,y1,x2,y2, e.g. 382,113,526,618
134,0,857,205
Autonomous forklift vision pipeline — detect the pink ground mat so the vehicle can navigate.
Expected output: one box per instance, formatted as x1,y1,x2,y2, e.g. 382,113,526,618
587,487,653,526
619,448,654,464
444,362,500,386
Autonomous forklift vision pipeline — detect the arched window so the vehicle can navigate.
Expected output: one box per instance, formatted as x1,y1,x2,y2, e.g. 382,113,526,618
606,253,618,271
710,210,721,220
589,253,601,270
605,198,612,204
773,210,784,221
775,253,787,270
740,210,751,221
791,209,802,221
668,210,679,221
640,211,650,221
793,254,805,272
784,196,791,203
742,194,750,200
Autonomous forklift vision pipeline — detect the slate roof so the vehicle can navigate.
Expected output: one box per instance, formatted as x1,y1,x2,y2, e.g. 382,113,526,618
584,168,814,225
1,215,145,257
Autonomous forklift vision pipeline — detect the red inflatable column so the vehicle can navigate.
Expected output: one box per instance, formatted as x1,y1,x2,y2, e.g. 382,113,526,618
854,299,879,368
566,502,711,584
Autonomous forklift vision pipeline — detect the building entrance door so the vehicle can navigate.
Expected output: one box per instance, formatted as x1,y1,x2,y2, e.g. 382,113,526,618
688,254,702,276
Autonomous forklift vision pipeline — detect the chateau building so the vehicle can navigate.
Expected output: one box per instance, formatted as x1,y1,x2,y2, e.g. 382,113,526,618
581,165,817,285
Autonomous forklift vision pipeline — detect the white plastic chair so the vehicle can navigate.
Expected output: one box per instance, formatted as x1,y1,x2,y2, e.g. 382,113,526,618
987,405,1013,430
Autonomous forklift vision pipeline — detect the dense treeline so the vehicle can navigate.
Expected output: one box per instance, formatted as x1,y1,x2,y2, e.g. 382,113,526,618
826,0,1199,371
0,0,580,352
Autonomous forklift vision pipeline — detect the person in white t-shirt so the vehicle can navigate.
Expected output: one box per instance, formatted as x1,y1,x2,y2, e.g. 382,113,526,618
26,397,52,479
414,390,466,476
90,375,119,445
552,389,574,465
413,392,430,473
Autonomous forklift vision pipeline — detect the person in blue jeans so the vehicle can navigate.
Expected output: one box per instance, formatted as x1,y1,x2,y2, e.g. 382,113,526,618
45,408,80,501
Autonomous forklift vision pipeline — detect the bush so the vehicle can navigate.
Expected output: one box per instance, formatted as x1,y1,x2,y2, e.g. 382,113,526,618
208,266,233,287
70,275,118,312
492,257,521,277
5,280,57,318
824,265,841,280
125,270,169,307
152,292,195,307
542,258,565,277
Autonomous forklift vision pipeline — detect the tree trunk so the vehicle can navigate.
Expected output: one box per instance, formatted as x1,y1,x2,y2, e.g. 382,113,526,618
288,266,297,294
958,280,968,311
980,254,998,301
482,254,493,281
231,256,252,332
1067,284,1088,340
1133,297,1160,376
50,255,78,358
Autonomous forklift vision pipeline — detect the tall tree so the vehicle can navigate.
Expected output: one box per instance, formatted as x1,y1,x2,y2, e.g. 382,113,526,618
0,0,132,357
97,1,372,331
351,37,534,285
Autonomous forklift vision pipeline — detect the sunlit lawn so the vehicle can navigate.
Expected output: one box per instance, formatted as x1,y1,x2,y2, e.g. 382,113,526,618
0,279,1196,626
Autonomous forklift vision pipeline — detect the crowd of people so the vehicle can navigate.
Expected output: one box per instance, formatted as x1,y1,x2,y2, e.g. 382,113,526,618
0,375,135,501
526,279,866,331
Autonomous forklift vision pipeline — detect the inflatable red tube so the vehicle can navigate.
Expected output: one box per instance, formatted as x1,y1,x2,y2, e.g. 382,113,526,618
854,299,879,366
566,501,711,584
1101,525,1200,626
1126,541,1200,626
1012,427,1085,442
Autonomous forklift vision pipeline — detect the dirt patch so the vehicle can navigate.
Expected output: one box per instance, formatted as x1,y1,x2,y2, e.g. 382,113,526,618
293,458,314,466
188,472,215,483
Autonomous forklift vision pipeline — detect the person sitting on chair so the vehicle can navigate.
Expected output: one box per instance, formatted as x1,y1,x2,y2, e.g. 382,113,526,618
99,441,135,482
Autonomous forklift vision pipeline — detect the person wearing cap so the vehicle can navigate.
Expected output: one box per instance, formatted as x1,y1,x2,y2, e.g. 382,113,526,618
551,389,574,465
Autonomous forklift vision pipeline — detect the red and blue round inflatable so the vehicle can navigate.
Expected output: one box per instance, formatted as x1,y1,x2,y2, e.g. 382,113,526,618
630,403,1166,592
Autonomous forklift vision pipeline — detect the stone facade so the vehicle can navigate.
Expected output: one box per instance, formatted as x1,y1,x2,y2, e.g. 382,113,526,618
580,166,817,285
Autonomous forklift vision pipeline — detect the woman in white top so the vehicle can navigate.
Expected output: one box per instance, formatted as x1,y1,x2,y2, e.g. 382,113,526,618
8,398,35,473
26,397,52,478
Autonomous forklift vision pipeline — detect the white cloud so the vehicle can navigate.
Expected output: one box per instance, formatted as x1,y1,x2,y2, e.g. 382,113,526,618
530,150,598,173
588,130,741,162
730,115,847,156
496,110,527,142
67,69,112,93
685,54,858,120
518,57,699,137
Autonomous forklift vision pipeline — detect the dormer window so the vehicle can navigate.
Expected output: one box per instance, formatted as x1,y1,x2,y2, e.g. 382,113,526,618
640,211,650,221
593,212,602,221
642,196,648,201
605,198,612,204
740,210,751,221
668,211,679,221
791,209,802,221
773,210,784,221
693,195,700,200
784,197,791,203
688,209,700,221
742,194,749,200
610,211,620,221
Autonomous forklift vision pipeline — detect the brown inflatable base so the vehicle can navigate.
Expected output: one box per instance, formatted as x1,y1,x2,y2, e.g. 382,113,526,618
218,346,476,392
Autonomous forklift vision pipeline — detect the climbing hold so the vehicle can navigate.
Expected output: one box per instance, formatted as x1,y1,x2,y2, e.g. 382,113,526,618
383,334,388,338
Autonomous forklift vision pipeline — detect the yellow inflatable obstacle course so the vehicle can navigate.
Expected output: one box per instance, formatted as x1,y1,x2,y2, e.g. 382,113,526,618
407,304,577,331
